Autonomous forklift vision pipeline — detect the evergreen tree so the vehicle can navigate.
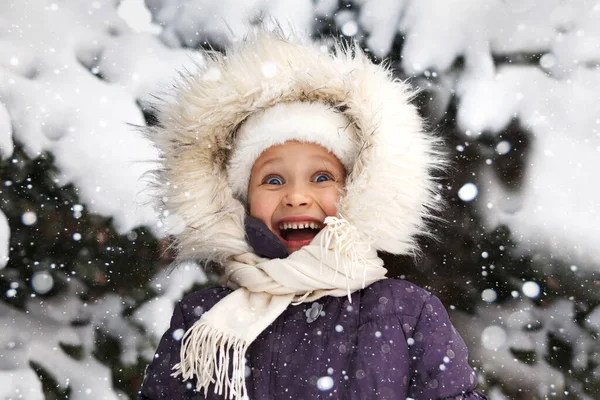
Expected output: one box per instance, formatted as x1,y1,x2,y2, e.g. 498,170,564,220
1,1,598,399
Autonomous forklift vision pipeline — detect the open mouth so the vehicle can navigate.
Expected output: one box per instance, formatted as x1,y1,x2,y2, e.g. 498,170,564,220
278,221,324,244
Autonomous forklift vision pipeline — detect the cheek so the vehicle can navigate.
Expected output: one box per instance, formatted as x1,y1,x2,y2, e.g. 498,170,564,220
249,191,279,225
320,187,343,216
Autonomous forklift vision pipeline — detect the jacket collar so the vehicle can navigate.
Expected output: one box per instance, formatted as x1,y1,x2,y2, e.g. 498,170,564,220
244,215,289,259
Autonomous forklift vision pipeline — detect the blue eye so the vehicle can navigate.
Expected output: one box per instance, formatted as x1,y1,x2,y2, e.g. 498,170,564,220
265,176,283,185
313,173,332,183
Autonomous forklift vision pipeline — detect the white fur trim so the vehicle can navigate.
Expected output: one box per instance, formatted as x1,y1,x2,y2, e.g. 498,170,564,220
150,32,444,264
227,102,358,200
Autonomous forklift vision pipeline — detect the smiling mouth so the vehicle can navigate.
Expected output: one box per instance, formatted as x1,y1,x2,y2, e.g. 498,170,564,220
278,221,324,243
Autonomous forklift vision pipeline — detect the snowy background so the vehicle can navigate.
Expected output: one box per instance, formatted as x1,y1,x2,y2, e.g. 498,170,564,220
1,0,599,399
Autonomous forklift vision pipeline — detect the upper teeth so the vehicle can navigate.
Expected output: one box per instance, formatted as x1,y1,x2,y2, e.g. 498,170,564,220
279,221,322,230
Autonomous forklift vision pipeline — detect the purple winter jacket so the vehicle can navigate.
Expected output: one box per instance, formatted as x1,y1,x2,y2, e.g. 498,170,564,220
138,217,487,400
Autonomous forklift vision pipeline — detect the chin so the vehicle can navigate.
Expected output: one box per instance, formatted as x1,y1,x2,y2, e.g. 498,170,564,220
286,246,300,254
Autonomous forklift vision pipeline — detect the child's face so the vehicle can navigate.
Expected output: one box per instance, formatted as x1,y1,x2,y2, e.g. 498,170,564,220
248,141,346,254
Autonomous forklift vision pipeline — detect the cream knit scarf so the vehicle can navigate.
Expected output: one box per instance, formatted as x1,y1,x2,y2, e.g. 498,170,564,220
171,217,387,399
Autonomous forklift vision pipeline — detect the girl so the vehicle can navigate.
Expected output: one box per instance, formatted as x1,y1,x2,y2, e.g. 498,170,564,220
138,32,487,400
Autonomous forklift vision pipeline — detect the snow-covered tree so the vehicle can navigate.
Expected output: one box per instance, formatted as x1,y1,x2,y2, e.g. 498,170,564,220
0,0,598,398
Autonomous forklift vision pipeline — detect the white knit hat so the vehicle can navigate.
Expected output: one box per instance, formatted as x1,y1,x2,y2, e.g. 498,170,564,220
227,101,359,200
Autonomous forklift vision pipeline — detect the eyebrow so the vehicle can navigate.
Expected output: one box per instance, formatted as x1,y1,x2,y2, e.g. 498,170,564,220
253,156,282,170
308,154,337,164
253,153,340,172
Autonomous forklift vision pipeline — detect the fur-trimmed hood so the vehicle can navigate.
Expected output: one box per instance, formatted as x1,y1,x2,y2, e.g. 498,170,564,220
150,32,443,265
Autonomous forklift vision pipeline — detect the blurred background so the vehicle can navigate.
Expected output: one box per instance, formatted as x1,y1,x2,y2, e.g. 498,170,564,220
1,0,599,399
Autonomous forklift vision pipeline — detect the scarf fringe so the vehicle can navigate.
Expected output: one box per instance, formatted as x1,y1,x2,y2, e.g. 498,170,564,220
320,216,379,300
171,216,385,397
172,321,249,400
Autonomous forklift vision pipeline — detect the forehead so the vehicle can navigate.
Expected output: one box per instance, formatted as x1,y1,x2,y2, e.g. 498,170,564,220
252,141,342,170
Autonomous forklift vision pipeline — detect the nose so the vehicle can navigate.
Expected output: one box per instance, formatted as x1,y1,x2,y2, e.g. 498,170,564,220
283,183,313,208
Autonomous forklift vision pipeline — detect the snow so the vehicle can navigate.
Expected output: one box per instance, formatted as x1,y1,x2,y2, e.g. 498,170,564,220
316,375,334,391
0,101,12,158
0,368,44,400
0,0,192,234
86,293,149,365
0,0,599,398
133,262,207,342
352,0,600,269
358,0,406,57
21,210,37,226
521,281,541,298
455,296,599,398
480,325,507,350
314,0,338,17
356,0,598,75
95,33,200,101
146,0,314,48
117,0,162,34
481,288,497,303
31,271,54,294
0,210,8,268
0,294,120,400
0,275,176,398
587,306,600,332
463,66,600,269
457,182,478,202
0,0,594,283
0,0,201,395
453,300,567,397
349,0,600,269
